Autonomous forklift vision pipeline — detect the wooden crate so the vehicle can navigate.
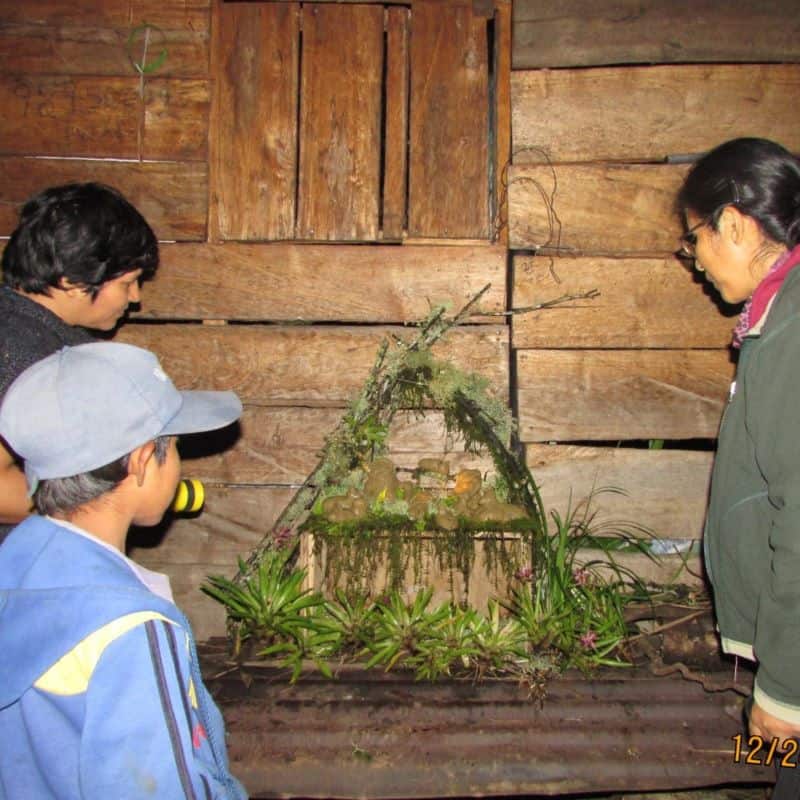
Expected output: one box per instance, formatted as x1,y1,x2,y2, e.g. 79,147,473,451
300,529,530,612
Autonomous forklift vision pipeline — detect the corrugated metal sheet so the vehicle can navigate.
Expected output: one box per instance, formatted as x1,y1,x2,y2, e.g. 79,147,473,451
204,658,773,799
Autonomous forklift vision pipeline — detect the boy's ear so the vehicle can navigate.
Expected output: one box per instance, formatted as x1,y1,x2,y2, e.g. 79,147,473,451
127,441,157,487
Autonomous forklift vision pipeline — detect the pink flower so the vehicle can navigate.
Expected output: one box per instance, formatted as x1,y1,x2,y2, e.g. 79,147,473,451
515,565,533,582
573,567,590,586
579,630,598,650
271,526,294,548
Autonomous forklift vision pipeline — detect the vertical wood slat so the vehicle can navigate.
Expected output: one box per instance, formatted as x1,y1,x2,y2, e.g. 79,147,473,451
210,2,299,241
381,6,410,240
297,3,383,241
408,2,490,239
493,0,511,246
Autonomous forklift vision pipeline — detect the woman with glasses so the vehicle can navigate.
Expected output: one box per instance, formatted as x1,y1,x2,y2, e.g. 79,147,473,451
679,138,800,788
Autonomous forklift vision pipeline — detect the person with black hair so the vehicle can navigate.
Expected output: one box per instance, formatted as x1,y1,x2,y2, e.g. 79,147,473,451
0,182,159,537
678,138,800,782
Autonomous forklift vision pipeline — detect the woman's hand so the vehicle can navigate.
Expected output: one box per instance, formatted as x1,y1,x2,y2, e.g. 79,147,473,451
749,700,800,743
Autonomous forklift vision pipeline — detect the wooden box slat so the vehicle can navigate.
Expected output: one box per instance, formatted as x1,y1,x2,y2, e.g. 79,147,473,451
527,444,713,542
0,156,207,241
303,531,527,613
381,6,411,241
132,242,506,321
516,349,733,441
512,64,800,164
296,3,383,241
118,324,509,406
210,2,299,241
508,163,689,254
0,75,208,161
512,254,737,349
408,2,490,239
512,0,800,69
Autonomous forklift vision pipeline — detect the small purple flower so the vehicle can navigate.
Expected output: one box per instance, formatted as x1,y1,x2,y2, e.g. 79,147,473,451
573,567,590,586
580,630,598,650
271,526,294,548
515,565,533,582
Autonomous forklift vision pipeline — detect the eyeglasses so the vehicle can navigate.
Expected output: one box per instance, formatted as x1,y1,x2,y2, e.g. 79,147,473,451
676,203,730,260
676,216,711,259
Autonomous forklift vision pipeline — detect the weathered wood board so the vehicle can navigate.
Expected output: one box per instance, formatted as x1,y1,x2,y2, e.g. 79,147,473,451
381,6,410,241
408,2,490,239
132,243,506,321
296,3,383,241
512,0,800,69
177,408,714,544
512,255,738,349
508,163,690,254
128,485,294,640
494,0,512,247
526,445,713,542
0,75,208,161
129,486,297,566
516,349,733,442
176,406,493,485
578,550,704,589
210,2,298,241
0,10,208,77
117,324,509,406
0,157,207,241
512,64,800,164
0,1,210,29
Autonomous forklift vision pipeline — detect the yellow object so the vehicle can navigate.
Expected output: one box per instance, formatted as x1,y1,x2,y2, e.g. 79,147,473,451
172,479,205,513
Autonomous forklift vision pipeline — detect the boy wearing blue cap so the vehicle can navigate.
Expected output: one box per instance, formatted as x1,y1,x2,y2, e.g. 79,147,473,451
0,342,247,799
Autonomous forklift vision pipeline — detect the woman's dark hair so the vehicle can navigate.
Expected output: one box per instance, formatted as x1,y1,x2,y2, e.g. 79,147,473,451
678,137,800,249
2,182,159,296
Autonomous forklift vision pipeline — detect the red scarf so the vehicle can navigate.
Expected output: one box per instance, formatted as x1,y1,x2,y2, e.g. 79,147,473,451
732,243,800,348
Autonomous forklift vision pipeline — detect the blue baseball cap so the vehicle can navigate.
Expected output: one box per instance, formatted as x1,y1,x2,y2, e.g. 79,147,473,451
0,342,242,492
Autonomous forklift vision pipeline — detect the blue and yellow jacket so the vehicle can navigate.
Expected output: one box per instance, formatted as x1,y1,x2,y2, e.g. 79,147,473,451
0,516,247,799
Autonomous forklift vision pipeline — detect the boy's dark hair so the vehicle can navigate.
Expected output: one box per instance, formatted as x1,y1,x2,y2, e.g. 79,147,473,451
2,182,159,296
678,138,800,249
34,436,171,517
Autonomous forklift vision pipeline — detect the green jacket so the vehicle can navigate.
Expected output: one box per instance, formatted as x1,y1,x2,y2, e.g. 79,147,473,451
706,253,800,724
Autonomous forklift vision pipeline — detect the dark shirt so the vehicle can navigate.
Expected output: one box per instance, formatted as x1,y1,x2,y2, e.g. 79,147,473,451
0,286,93,542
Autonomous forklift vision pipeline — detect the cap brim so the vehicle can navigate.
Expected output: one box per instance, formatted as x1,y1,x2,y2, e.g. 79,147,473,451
161,391,242,437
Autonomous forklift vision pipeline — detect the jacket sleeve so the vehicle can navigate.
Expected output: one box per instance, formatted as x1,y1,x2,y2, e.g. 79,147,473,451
79,616,248,799
749,316,800,723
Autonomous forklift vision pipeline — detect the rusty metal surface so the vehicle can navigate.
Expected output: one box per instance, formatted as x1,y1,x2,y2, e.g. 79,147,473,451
204,658,773,799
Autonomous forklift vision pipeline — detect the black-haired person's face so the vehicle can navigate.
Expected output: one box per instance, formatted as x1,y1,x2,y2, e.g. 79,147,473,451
69,268,143,330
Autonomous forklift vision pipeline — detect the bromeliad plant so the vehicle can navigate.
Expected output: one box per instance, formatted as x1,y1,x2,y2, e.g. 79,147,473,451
203,548,324,663
203,488,658,683
508,492,654,671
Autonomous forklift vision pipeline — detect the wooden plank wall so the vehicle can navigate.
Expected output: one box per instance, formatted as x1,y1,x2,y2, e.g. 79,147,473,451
0,0,506,638
509,0,800,586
